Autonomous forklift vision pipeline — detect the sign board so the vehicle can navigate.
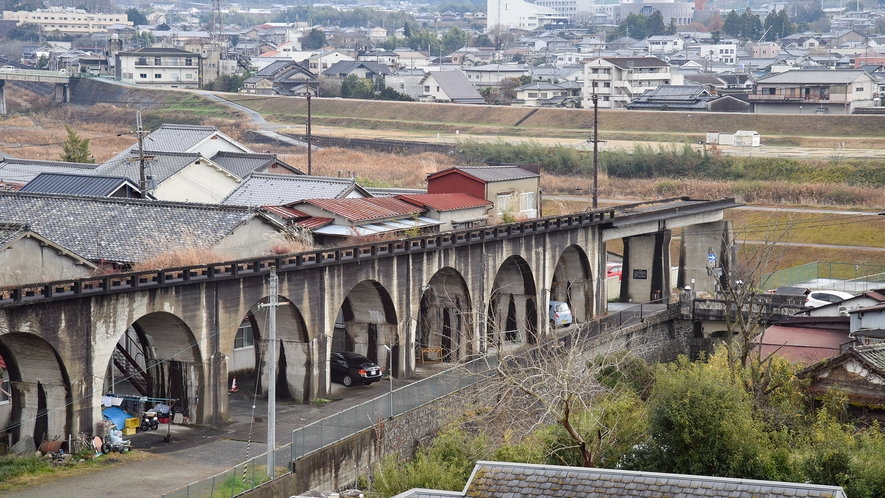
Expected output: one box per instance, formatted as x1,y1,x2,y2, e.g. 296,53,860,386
708,253,717,266
633,269,648,280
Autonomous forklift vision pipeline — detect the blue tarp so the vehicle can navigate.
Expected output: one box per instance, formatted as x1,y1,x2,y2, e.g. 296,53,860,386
102,406,133,430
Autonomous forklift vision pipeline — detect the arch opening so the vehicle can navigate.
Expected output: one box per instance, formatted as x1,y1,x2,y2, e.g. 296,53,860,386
487,256,539,347
333,280,397,381
550,245,594,325
417,267,474,364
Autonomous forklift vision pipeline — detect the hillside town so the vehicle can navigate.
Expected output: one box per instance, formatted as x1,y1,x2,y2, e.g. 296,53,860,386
0,0,884,113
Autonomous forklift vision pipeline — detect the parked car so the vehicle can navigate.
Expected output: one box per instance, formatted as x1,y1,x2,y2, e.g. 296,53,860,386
805,290,854,308
330,351,382,387
548,300,573,328
606,262,622,281
0,66,15,72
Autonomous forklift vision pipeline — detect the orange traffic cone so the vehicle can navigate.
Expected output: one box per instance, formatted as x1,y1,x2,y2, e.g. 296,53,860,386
229,377,238,393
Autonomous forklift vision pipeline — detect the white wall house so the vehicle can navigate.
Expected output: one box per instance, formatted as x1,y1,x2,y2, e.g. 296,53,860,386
115,47,200,89
647,35,684,54
699,43,738,64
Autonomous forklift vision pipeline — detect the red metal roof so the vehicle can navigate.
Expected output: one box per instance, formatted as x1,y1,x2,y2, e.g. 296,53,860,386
262,205,309,220
303,197,422,222
296,217,334,229
396,193,492,211
754,325,850,366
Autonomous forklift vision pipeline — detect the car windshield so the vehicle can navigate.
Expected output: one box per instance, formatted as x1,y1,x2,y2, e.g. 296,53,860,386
554,303,569,312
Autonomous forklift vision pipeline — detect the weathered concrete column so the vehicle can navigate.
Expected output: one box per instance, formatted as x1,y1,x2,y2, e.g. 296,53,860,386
54,83,65,103
0,80,6,115
621,230,670,303
677,220,734,296
9,381,38,454
43,384,68,440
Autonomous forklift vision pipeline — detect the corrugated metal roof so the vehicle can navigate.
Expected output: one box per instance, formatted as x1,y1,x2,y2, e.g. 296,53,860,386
430,165,539,183
20,173,138,197
95,151,210,185
261,205,308,220
221,174,360,207
210,151,304,178
756,69,871,85
312,216,440,236
305,197,422,222
0,158,100,184
855,343,885,370
296,217,334,229
105,124,253,164
0,191,272,264
756,325,849,365
396,193,492,211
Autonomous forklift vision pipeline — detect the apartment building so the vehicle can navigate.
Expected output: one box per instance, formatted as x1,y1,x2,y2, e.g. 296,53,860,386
2,8,131,35
583,57,683,109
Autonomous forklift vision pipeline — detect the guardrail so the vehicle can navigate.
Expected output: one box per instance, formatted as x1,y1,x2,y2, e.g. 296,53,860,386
160,354,499,498
0,209,614,307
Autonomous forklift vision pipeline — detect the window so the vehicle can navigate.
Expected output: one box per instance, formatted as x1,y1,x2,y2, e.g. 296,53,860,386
137,57,147,65
185,57,193,66
424,85,430,92
185,73,193,79
155,74,162,78
234,322,254,349
497,192,515,215
603,82,611,88
856,86,864,92
436,86,440,92
528,92,538,98
520,192,535,212
139,73,147,78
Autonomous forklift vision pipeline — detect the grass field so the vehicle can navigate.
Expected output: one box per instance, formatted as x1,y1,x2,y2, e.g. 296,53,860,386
225,94,885,148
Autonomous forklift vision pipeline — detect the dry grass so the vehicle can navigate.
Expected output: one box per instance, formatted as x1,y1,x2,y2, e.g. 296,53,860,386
278,148,457,187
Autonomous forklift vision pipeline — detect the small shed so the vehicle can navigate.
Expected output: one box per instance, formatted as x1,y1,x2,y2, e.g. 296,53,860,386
733,130,761,147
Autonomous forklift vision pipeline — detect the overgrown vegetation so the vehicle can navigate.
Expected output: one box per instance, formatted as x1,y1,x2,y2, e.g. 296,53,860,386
368,345,885,497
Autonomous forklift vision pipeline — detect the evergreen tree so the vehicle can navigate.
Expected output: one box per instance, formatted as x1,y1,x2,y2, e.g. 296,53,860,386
60,125,93,163
722,10,741,37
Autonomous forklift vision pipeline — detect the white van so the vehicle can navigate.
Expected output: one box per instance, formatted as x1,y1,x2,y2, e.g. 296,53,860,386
548,300,573,328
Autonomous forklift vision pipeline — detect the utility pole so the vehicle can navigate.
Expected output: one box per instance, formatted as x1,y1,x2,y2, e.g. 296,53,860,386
258,267,280,479
136,111,147,198
306,91,312,175
592,80,599,210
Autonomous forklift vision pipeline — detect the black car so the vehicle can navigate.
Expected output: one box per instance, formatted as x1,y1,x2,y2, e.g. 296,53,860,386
330,351,382,387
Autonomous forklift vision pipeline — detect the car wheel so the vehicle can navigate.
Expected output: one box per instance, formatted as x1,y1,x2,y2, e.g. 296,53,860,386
342,375,353,387
101,443,111,454
550,320,556,329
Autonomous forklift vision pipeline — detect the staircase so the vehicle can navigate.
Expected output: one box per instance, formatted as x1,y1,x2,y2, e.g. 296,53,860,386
112,343,149,396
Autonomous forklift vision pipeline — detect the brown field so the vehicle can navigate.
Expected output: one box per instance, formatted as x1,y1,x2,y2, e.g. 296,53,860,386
226,94,885,147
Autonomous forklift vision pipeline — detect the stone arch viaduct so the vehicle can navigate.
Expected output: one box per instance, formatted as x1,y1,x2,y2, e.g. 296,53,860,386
0,197,737,451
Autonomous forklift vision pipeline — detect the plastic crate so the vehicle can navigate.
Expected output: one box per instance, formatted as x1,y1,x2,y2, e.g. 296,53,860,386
124,417,139,428
121,427,136,436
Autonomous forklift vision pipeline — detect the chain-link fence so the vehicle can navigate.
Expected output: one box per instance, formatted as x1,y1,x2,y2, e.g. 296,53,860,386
761,261,885,290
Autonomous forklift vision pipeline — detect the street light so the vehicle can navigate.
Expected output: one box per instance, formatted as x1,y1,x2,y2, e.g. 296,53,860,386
382,344,393,419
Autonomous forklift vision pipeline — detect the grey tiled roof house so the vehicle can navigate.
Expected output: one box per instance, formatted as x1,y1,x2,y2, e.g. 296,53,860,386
392,461,847,498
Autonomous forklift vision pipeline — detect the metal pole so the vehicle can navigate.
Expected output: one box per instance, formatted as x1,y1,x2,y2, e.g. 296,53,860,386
136,111,147,198
306,92,312,175
266,267,278,479
383,344,393,418
592,81,599,210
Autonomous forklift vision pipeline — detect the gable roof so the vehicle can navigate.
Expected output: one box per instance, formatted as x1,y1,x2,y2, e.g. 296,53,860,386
422,71,485,104
428,165,540,183
323,60,392,77
396,193,492,211
0,158,100,184
95,151,225,185
394,461,847,498
209,151,304,178
106,124,253,164
220,174,366,207
20,173,143,197
0,191,280,264
597,56,671,68
0,222,97,269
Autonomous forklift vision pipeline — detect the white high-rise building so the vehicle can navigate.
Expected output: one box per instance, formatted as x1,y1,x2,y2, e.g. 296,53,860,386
487,0,570,32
